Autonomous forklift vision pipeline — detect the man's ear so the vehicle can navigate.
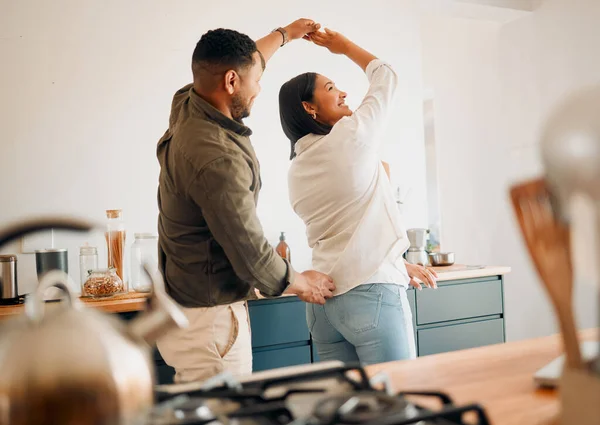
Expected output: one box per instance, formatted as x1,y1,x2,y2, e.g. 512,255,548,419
302,101,316,115
223,69,239,95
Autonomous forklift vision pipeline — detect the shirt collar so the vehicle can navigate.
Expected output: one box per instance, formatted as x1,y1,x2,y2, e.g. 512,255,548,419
189,87,253,137
295,133,325,157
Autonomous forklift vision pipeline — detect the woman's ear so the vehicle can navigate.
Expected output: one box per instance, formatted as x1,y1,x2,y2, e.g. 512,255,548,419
301,101,316,115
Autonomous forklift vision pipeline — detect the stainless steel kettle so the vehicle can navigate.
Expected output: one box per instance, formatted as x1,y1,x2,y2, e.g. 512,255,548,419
0,217,188,425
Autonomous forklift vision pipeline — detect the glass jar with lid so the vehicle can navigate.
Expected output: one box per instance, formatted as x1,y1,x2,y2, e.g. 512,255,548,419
130,233,158,293
82,268,124,298
79,245,98,286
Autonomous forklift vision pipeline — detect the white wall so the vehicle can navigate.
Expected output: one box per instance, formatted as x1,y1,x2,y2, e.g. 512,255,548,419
421,0,600,341
0,0,427,294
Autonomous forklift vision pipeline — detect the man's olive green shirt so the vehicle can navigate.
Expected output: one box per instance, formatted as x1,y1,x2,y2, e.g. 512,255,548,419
157,84,293,307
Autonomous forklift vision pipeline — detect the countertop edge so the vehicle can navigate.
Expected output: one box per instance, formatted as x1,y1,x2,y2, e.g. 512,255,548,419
433,266,511,282
0,266,511,318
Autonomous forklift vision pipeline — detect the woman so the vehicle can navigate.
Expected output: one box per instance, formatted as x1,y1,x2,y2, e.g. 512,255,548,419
278,29,438,365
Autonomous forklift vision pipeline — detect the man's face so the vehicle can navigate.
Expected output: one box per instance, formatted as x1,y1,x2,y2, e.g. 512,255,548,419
231,52,264,121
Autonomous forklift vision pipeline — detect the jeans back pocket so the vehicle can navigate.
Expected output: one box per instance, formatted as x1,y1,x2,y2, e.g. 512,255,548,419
341,284,383,333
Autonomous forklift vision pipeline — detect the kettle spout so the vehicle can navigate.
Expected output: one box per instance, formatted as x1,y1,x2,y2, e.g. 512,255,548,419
127,265,188,345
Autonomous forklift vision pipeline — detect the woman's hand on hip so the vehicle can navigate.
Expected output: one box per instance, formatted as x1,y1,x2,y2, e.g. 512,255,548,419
405,263,438,290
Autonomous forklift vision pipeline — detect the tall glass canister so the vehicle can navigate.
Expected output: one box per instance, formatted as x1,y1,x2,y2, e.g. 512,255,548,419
105,209,127,291
130,233,158,293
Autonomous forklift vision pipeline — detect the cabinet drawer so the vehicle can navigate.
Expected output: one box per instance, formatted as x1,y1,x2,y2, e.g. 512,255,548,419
418,318,504,356
253,345,312,372
416,279,502,325
249,299,309,348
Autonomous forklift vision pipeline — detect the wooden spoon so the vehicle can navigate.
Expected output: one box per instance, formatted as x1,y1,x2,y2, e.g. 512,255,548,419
510,178,582,369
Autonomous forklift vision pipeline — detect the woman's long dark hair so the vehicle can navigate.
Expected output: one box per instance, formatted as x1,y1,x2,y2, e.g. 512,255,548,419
279,73,333,159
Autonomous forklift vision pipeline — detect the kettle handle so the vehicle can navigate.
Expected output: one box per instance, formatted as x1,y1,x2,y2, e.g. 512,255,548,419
126,264,188,344
25,270,81,322
0,217,94,251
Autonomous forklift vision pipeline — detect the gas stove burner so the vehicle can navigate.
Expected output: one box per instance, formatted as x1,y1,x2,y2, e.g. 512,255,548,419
0,294,26,306
312,391,414,425
151,362,491,425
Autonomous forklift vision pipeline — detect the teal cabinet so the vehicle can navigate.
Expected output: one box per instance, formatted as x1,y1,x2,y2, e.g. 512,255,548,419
251,275,506,369
410,276,506,357
415,278,503,325
124,274,506,381
248,297,309,347
248,296,311,372
417,318,505,356
252,345,312,371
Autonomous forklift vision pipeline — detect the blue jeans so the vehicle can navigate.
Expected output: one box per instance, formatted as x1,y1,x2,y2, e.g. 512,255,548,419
307,283,416,365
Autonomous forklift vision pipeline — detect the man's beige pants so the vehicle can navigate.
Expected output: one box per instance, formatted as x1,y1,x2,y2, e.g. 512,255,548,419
156,301,252,383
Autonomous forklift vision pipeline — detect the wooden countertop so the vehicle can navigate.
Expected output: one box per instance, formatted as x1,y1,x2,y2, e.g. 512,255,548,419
0,265,509,319
0,292,150,319
366,328,598,425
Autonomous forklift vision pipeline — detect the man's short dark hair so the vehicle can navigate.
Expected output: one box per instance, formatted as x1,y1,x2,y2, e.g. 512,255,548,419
192,29,264,83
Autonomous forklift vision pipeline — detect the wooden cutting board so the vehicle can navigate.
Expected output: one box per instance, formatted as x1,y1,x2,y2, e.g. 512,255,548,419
430,264,484,273
80,291,150,303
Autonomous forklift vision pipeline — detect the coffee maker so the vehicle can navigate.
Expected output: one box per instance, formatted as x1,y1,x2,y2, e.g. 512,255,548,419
405,228,430,266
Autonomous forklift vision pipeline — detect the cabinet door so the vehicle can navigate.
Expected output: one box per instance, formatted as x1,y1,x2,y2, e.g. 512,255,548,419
249,298,310,348
416,279,503,325
417,318,504,356
253,346,312,372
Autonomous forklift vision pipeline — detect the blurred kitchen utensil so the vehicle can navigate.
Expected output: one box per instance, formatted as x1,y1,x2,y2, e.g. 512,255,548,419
35,248,69,300
35,247,69,301
0,216,189,425
35,248,68,279
428,252,455,266
0,268,187,425
0,217,93,248
540,85,600,379
510,178,582,370
0,255,18,302
539,84,600,425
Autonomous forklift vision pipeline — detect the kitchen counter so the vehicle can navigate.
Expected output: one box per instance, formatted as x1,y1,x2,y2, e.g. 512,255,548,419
428,264,511,282
0,292,150,319
366,328,597,425
0,265,510,320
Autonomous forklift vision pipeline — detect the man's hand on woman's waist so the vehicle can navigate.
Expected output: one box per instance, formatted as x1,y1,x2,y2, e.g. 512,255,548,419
284,270,335,305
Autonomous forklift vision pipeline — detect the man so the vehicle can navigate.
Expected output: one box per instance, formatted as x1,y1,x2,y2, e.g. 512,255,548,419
155,19,335,383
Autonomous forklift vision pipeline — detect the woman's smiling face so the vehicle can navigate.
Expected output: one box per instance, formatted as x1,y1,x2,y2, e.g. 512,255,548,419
303,74,352,126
